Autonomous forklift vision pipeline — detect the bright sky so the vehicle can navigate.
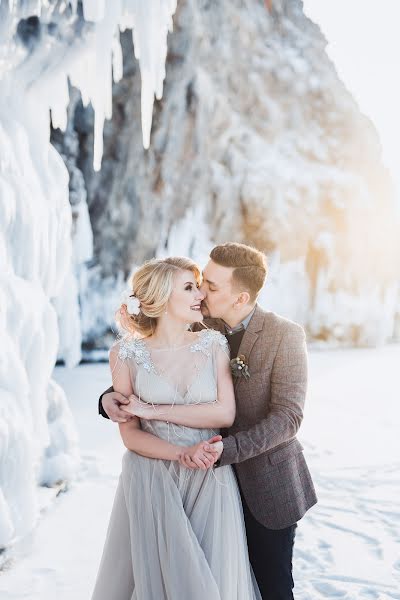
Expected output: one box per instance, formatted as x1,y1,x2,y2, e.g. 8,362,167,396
303,0,400,193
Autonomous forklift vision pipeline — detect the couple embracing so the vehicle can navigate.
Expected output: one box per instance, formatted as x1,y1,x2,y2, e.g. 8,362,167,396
92,242,317,600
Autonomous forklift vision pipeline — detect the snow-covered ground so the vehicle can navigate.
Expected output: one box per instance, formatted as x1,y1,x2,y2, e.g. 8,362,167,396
0,346,399,600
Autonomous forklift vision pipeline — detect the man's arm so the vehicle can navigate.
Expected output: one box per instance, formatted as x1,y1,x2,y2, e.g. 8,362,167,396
98,385,135,422
98,387,113,418
218,322,307,467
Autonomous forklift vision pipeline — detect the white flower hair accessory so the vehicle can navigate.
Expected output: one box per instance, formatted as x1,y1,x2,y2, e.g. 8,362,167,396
121,290,141,315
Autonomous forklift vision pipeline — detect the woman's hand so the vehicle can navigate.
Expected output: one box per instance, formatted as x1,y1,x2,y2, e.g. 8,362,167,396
121,395,156,420
179,436,223,470
121,398,223,469
102,391,135,423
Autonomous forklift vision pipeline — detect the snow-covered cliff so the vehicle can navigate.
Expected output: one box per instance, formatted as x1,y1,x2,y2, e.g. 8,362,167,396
59,0,400,351
0,0,176,550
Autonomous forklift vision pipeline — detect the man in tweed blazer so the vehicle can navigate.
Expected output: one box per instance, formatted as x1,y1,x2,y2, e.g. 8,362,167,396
98,243,317,599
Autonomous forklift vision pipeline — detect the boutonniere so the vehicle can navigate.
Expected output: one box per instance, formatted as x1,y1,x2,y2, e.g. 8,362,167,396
230,354,250,380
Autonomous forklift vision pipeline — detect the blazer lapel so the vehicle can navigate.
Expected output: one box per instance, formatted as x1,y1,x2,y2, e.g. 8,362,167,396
234,305,264,390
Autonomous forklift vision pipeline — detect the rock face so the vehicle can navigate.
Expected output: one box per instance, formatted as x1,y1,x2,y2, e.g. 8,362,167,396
61,0,399,349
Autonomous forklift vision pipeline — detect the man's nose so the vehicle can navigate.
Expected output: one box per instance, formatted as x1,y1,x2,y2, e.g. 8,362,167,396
198,286,206,299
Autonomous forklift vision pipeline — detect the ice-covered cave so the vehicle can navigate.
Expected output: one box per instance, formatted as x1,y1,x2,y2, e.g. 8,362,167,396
1,0,400,554
0,0,176,550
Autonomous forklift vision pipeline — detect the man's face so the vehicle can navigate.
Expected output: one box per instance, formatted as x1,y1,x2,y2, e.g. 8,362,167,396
200,260,238,320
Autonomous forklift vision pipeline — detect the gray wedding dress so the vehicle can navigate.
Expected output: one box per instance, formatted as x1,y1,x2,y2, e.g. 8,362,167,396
91,329,261,600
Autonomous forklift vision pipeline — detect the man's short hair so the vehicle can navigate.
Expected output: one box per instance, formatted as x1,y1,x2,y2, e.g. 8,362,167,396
210,242,268,302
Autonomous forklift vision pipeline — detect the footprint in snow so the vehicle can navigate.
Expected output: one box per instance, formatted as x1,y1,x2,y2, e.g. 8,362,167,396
312,581,347,597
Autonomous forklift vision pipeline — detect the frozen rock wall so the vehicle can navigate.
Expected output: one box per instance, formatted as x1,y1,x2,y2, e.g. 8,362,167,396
60,0,400,350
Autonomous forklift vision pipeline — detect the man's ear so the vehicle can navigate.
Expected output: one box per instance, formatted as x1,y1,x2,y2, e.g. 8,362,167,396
235,291,251,308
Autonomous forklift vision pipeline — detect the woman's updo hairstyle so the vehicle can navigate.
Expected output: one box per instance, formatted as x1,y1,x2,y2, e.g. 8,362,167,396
117,257,201,337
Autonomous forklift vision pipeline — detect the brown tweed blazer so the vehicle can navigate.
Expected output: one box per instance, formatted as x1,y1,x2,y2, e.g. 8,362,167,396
205,305,317,530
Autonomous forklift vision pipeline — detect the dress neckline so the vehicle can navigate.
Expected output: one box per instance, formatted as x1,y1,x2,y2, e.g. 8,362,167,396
142,338,196,352
117,329,227,373
135,332,212,402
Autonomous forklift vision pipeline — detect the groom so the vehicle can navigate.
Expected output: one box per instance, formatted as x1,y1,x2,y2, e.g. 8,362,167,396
98,242,317,600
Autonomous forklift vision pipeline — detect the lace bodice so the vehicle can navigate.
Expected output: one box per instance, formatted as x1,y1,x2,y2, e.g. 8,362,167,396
114,329,229,406
112,329,230,446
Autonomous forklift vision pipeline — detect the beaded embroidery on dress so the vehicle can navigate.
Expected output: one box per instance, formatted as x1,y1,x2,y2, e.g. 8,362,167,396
117,336,156,372
91,329,261,600
115,329,229,405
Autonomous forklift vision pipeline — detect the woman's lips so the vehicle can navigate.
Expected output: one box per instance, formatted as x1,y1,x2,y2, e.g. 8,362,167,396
190,304,202,311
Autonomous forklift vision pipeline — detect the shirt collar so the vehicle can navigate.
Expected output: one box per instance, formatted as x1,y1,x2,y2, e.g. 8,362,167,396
224,306,256,335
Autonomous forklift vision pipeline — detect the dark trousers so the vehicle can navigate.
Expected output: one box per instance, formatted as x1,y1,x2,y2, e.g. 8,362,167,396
241,492,297,600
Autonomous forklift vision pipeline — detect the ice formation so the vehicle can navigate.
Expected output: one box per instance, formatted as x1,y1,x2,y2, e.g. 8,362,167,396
0,0,176,549
72,0,400,349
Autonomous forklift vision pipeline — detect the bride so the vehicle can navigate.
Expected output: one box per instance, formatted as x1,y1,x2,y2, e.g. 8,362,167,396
91,256,261,600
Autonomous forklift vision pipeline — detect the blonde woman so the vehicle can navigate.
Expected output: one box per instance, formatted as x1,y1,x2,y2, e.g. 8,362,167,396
91,257,261,600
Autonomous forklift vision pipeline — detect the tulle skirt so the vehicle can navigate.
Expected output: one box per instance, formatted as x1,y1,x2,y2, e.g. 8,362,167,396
91,449,261,600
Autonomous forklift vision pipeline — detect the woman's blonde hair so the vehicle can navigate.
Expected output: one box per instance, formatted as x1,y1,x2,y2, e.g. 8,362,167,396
117,257,201,337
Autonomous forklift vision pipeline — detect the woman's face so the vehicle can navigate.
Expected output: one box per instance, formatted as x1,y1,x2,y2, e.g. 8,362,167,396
166,269,205,324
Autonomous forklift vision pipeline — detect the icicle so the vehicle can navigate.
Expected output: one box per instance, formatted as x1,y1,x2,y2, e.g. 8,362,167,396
112,32,124,83
82,0,106,22
49,74,70,131
128,0,177,148
77,0,178,158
